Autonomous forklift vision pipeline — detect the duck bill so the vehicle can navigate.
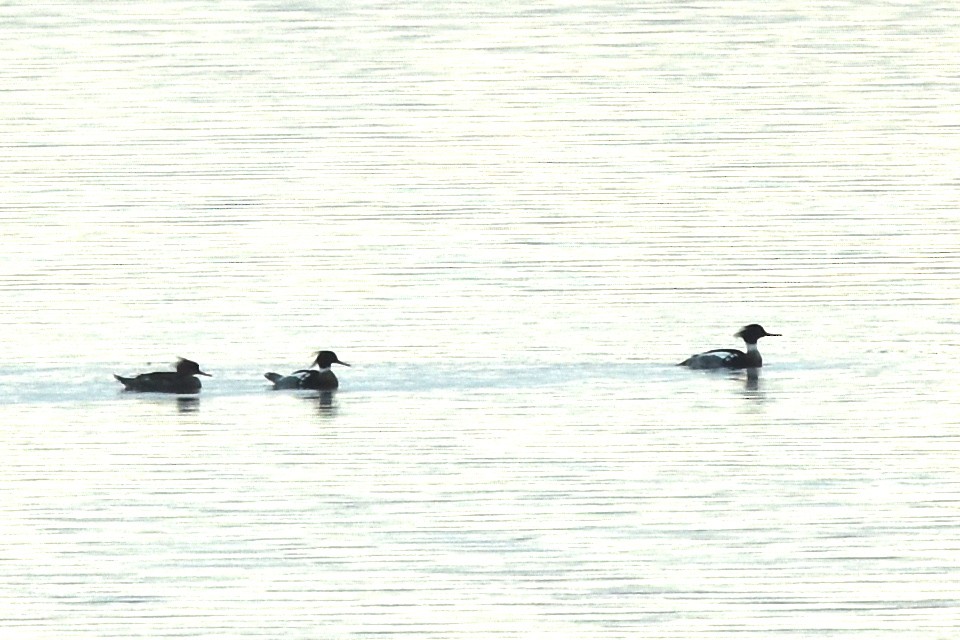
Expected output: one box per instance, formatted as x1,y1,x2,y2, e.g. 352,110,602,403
764,333,781,337
198,370,212,377
335,360,351,367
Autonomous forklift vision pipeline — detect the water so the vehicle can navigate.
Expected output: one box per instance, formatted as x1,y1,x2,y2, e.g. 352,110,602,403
2,1,960,637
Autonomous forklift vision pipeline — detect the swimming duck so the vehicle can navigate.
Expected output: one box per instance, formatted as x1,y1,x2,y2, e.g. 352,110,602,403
115,357,211,393
679,324,780,369
265,350,350,390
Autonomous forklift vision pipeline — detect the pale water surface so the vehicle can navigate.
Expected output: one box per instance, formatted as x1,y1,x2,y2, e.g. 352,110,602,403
1,1,959,638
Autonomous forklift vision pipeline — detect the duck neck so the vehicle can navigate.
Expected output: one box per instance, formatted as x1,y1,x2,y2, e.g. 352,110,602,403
744,341,762,367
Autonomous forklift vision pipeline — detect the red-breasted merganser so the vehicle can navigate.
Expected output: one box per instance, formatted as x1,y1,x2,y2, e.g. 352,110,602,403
265,350,350,390
679,324,780,369
115,357,211,393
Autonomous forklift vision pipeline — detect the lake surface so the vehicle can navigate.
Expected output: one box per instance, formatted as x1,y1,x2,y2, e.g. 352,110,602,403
2,1,959,637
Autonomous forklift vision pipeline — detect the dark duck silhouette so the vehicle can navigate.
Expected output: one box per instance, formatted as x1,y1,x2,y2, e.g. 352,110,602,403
115,357,211,393
265,350,350,390
679,324,780,369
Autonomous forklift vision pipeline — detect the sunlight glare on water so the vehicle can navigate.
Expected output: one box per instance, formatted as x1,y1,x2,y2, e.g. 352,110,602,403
1,1,959,638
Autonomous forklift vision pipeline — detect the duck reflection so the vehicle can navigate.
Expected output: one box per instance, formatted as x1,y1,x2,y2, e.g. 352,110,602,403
736,367,770,404
176,396,201,413
300,390,338,417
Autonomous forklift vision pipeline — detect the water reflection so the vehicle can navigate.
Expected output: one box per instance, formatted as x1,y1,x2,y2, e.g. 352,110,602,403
737,368,770,404
308,391,338,417
117,392,202,413
176,396,200,413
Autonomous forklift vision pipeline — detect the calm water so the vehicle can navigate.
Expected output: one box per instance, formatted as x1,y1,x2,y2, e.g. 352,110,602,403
2,1,960,637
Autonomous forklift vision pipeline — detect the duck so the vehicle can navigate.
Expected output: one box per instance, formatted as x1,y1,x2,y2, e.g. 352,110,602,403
679,324,780,369
265,350,350,390
115,357,211,393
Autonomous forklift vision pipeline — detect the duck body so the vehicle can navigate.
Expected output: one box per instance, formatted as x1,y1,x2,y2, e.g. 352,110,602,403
115,358,211,393
680,347,759,370
265,350,349,391
265,369,339,390
679,324,779,370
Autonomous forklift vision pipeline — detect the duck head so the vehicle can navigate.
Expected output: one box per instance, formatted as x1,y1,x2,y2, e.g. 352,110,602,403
176,357,212,377
312,350,350,369
735,324,780,344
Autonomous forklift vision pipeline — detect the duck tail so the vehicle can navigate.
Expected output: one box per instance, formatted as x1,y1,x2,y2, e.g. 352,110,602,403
264,372,283,384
